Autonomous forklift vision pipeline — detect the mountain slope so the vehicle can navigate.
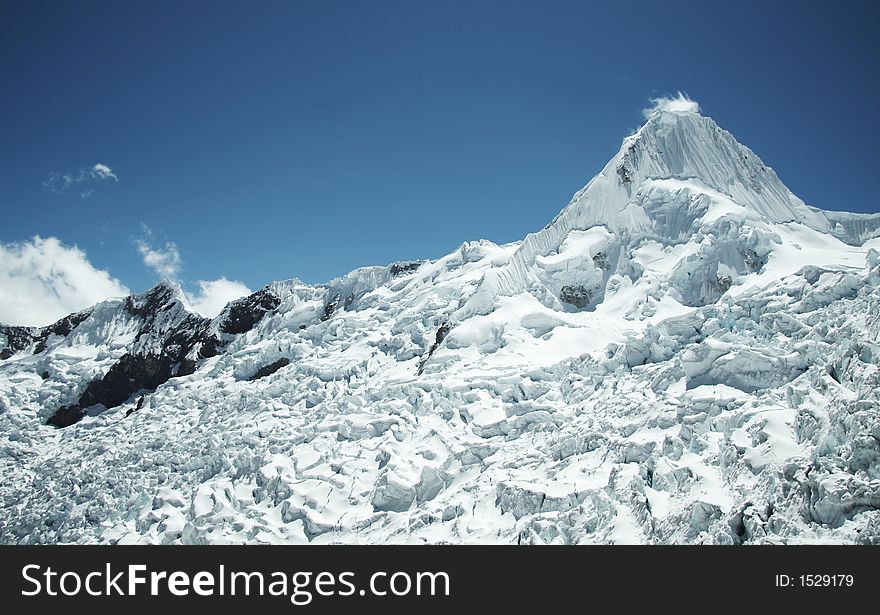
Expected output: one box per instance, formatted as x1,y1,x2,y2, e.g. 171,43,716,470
1,104,879,545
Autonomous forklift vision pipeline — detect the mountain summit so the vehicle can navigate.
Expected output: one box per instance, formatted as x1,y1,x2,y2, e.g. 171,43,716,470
464,101,872,315
2,102,880,545
567,103,825,228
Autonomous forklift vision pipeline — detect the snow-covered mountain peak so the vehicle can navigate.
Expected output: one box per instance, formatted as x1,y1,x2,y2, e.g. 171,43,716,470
2,102,880,545
582,106,824,229
461,108,845,316
128,279,190,314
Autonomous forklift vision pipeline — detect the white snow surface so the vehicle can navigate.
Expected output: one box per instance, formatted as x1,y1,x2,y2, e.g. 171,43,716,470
1,106,879,544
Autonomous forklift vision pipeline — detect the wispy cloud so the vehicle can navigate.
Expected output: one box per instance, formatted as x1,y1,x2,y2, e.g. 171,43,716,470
90,163,117,181
135,225,251,316
642,92,700,119
135,225,181,280
44,162,119,197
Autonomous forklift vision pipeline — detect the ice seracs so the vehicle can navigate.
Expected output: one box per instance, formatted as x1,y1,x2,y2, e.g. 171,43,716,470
1,101,879,545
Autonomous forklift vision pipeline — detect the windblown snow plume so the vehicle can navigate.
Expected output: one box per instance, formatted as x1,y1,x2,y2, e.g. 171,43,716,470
642,92,700,118
2,103,880,545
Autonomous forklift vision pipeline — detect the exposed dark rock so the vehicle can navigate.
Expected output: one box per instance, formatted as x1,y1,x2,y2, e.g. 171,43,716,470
49,347,201,427
47,405,85,428
560,285,592,309
321,289,362,322
34,311,92,353
616,140,639,186
322,294,340,321
0,325,37,357
741,248,767,272
390,261,422,277
249,357,291,381
45,283,279,428
418,321,451,375
714,275,733,294
126,395,146,418
435,322,450,345
592,251,609,270
1,310,91,359
124,284,222,359
219,287,281,335
124,284,177,319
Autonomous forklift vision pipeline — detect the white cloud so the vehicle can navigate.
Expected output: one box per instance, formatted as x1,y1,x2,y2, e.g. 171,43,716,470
0,231,250,327
44,162,118,196
642,92,701,119
136,239,181,279
136,225,181,280
0,236,129,327
186,278,252,318
135,225,250,317
91,163,117,182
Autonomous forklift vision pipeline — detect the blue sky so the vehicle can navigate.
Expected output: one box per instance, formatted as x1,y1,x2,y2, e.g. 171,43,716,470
1,0,879,324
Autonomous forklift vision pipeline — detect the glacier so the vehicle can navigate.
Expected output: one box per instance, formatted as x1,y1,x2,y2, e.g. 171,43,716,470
1,102,880,544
